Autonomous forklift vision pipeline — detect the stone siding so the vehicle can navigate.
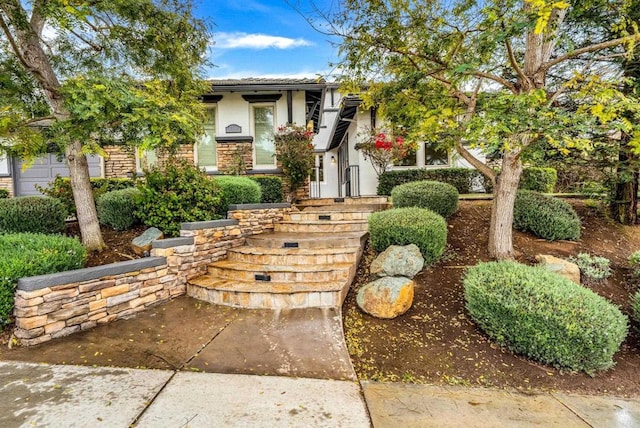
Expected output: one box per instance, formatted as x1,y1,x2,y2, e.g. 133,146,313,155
103,145,136,178
217,141,253,173
0,177,13,196
13,204,291,346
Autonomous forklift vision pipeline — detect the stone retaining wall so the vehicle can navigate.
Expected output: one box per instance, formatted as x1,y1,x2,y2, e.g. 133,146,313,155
13,203,291,346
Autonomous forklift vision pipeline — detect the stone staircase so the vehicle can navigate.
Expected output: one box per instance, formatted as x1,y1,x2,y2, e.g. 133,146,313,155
187,197,388,310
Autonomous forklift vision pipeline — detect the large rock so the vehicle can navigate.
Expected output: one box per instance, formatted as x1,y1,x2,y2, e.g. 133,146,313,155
132,227,163,256
356,276,414,319
535,254,580,284
370,244,424,278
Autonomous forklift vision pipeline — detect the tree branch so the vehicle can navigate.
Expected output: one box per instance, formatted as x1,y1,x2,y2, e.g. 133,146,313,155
505,38,529,91
0,11,28,69
542,34,640,72
469,71,517,93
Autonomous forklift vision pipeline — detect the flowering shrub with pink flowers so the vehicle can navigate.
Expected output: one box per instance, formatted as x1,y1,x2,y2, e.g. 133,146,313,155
355,128,418,176
275,124,316,202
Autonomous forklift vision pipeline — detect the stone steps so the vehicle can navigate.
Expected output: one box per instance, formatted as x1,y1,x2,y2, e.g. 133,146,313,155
274,220,368,233
245,231,367,249
207,260,354,283
285,210,373,222
296,196,389,207
227,246,360,265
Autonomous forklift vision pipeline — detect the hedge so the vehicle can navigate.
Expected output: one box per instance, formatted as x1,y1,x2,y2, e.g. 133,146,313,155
251,176,284,203
38,176,134,216
377,168,490,195
391,180,459,218
0,189,9,199
464,261,627,373
513,190,581,241
214,176,262,215
519,167,557,193
0,196,68,234
97,188,141,231
368,207,447,265
0,233,86,326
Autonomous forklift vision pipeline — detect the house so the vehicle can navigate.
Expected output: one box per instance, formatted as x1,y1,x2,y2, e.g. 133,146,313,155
0,78,482,198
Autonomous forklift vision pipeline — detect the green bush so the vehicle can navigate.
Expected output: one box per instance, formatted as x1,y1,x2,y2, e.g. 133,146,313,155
38,176,135,216
368,207,447,265
214,176,262,215
391,180,459,218
632,289,640,323
519,167,557,193
0,189,9,199
0,196,68,234
568,253,612,283
377,168,489,195
464,261,627,373
0,233,86,326
629,251,640,278
514,190,581,241
135,160,222,237
97,188,141,231
251,176,284,203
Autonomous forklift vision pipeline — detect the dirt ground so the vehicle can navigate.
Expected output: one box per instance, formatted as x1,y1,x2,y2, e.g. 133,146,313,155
344,199,640,397
65,223,146,267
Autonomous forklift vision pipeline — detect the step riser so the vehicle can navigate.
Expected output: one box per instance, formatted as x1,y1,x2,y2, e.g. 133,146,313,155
245,237,363,249
226,252,358,265
207,267,352,283
296,197,388,206
285,212,372,221
274,223,368,233
188,284,344,309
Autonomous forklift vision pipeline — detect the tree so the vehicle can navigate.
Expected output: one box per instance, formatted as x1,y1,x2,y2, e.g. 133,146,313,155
0,0,209,251
324,0,640,259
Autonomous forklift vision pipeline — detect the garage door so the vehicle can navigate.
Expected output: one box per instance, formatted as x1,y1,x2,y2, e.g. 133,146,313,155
13,154,102,196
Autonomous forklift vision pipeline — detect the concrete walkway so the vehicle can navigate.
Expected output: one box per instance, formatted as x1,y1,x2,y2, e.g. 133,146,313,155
2,360,640,427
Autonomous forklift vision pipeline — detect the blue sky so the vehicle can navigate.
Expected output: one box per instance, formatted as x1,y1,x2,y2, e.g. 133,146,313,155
196,1,340,79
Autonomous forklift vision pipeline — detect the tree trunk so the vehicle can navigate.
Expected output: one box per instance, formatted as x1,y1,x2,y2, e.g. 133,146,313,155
66,141,105,251
488,151,523,260
611,143,639,225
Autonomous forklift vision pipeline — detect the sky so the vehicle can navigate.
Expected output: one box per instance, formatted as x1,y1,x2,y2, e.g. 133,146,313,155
196,0,340,80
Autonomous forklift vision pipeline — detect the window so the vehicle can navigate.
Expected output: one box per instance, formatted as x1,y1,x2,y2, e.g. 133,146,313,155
197,108,217,170
253,106,276,168
394,152,417,167
137,148,158,173
424,142,448,166
311,154,324,182
0,154,8,176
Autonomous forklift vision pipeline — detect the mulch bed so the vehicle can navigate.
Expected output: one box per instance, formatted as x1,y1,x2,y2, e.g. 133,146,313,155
64,223,146,267
343,200,640,397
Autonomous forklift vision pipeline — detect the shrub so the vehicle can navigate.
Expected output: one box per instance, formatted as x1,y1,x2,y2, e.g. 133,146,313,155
377,167,488,195
632,289,640,323
214,176,262,215
0,196,68,234
97,188,141,231
519,167,557,193
629,251,640,278
513,190,581,241
568,253,612,284
464,261,627,373
274,124,315,201
135,160,222,237
0,189,9,199
251,176,284,203
368,207,447,265
0,233,86,326
391,180,459,218
38,176,134,215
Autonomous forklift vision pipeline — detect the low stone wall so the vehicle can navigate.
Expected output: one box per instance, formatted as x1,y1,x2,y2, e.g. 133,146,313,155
13,203,291,346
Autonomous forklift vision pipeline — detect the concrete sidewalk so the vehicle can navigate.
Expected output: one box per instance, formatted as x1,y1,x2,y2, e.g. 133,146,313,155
3,361,640,427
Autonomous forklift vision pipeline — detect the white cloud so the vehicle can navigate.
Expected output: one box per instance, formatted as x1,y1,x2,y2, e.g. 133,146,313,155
213,32,313,50
206,67,332,81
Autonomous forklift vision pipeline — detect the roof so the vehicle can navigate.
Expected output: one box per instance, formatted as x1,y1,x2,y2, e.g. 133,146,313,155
207,78,328,92
327,96,362,150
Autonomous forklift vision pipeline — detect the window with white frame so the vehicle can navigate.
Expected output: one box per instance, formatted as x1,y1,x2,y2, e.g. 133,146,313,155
424,142,449,166
253,105,276,168
311,154,324,182
136,148,158,173
0,154,9,175
197,107,217,170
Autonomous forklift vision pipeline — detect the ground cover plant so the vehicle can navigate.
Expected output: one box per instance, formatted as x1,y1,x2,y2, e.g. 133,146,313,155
568,253,613,285
0,233,86,326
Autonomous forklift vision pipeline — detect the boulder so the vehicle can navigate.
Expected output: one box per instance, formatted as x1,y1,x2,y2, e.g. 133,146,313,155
535,254,580,284
370,244,424,278
132,227,163,256
356,276,415,319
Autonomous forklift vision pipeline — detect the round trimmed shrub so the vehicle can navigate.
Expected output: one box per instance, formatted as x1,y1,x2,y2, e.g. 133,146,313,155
251,176,284,203
513,190,581,241
214,176,262,215
97,188,141,231
464,261,627,373
633,290,640,324
0,233,86,326
391,180,459,218
368,207,447,265
519,167,557,193
0,196,67,234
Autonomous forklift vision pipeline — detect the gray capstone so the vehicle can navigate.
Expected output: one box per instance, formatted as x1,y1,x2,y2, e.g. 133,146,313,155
370,244,424,278
132,227,164,256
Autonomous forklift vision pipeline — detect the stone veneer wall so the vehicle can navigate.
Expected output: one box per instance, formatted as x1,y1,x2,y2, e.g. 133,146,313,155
217,141,253,173
0,177,13,196
103,145,195,179
13,203,291,346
